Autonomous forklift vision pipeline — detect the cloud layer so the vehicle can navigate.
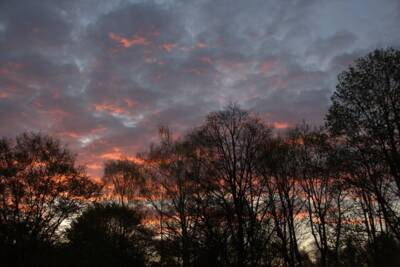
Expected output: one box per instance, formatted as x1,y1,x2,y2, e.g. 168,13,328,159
1,0,399,178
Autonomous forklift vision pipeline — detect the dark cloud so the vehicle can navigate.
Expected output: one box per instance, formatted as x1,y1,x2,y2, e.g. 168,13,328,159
1,0,399,178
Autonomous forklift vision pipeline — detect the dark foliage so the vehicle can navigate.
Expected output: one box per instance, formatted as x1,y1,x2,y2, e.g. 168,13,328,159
65,203,149,267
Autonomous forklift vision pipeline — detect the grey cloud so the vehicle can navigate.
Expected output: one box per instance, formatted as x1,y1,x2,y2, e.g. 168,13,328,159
1,0,400,177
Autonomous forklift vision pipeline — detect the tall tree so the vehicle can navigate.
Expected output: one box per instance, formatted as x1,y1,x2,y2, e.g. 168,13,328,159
327,48,400,238
193,104,273,267
296,127,345,267
0,132,101,266
143,129,202,267
256,136,305,267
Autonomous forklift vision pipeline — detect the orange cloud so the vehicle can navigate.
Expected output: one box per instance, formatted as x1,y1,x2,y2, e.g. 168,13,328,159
124,99,136,108
109,32,149,48
87,163,102,170
63,131,81,139
160,43,177,53
100,148,144,165
95,103,126,115
0,91,10,99
101,148,124,160
273,121,290,129
196,42,207,49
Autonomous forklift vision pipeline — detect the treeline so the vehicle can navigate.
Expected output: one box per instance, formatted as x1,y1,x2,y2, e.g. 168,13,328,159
0,48,399,267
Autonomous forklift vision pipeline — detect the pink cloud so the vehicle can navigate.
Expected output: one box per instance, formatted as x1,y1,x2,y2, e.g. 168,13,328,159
109,32,150,48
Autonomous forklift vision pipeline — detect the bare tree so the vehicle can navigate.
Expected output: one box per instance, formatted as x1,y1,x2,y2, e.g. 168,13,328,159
103,159,143,206
192,104,274,267
256,136,305,267
0,132,101,265
142,128,203,267
291,126,346,267
327,48,400,239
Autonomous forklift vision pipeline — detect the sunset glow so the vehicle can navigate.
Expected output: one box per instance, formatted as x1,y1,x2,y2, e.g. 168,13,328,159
0,1,397,182
109,32,150,48
1,1,400,266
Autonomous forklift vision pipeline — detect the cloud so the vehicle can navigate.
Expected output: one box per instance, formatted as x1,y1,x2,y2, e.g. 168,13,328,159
1,0,400,178
109,32,150,48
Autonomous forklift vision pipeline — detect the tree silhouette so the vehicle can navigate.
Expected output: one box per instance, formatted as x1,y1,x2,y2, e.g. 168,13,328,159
0,132,101,266
1,48,400,267
187,105,275,266
327,48,400,239
255,134,305,267
66,202,150,267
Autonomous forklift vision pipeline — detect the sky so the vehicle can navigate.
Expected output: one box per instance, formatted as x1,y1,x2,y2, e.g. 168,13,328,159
0,0,399,178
